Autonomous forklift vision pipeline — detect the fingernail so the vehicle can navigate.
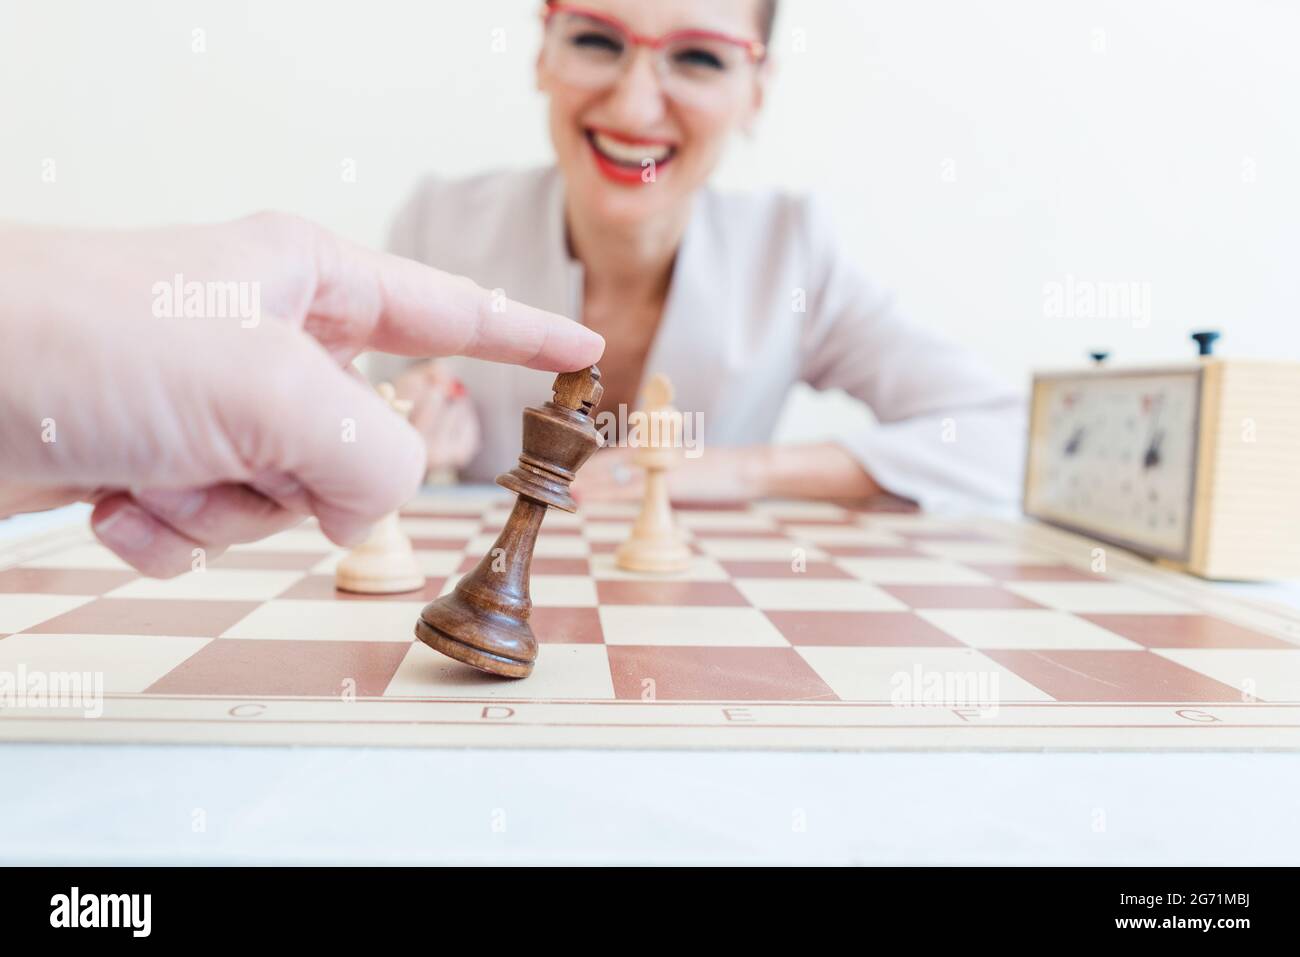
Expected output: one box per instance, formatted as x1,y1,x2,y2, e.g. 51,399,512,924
135,488,207,519
95,504,155,551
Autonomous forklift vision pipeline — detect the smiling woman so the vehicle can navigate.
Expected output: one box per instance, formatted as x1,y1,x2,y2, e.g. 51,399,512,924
373,0,1025,511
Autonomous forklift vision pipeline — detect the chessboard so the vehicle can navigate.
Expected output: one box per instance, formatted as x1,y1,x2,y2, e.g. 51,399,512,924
1,490,1298,750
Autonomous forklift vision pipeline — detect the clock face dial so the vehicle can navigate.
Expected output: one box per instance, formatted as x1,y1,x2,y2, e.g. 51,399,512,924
1027,371,1201,558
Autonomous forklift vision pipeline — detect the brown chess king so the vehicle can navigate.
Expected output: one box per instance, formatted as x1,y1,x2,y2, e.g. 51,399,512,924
414,366,604,678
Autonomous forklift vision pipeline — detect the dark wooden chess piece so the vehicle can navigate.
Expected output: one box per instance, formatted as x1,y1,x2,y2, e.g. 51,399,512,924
414,366,603,678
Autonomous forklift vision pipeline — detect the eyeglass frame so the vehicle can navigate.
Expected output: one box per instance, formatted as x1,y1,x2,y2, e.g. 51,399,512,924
540,3,768,66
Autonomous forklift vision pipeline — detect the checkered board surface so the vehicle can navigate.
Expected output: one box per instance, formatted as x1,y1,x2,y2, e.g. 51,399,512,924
1,492,1298,749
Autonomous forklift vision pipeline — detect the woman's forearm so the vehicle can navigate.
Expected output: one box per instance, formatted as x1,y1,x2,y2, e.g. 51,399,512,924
754,442,881,500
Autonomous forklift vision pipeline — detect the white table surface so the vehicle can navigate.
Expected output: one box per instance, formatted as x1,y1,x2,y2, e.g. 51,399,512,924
2,746,1299,865
2,502,1298,865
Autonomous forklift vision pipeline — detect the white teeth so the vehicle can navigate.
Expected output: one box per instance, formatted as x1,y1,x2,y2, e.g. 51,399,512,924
592,132,672,165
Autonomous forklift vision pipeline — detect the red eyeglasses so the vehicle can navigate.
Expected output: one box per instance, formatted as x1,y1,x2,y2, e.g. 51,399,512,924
541,3,767,109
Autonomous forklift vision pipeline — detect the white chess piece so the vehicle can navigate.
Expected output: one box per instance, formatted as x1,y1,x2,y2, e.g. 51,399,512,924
615,374,691,573
335,383,426,594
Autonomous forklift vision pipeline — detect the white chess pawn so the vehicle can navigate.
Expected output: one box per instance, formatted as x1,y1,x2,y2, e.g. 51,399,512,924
335,384,426,594
616,374,691,573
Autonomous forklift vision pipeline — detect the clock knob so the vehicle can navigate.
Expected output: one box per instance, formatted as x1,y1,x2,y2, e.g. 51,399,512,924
1191,330,1221,356
1088,351,1110,366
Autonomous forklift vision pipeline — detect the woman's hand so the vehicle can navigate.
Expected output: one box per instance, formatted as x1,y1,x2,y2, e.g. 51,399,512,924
394,361,481,475
0,213,603,576
571,443,881,504
572,446,768,503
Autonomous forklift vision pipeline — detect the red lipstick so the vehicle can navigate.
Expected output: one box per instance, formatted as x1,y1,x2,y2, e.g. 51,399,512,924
584,128,676,186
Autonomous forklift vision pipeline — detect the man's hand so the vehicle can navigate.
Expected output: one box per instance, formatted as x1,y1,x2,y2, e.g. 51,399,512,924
0,213,604,576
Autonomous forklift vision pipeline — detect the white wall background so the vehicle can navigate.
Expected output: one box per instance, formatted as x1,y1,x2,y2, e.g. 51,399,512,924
3,0,1297,439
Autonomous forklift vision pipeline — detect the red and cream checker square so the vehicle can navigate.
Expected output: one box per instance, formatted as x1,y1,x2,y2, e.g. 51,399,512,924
966,563,1102,582
3,490,1296,750
483,508,582,529
401,495,503,516
983,649,1245,702
529,575,599,607
23,544,135,570
895,528,1001,542
455,556,590,576
771,514,859,529
0,634,212,693
911,541,1064,565
819,545,929,559
309,549,462,576
398,504,474,518
581,521,635,543
674,510,778,532
539,558,593,575
782,524,906,546
438,573,597,608
1078,614,1294,649
208,551,329,571
384,642,615,699
275,575,447,602
533,526,587,540
688,527,785,540
0,568,138,596
719,560,853,580
753,500,856,520
607,646,837,701
415,551,473,575
220,599,425,641
398,517,483,539
764,611,964,647
22,598,258,638
0,594,96,633
1003,582,1192,614
408,537,475,552
733,579,906,612
597,606,787,646
838,558,994,585
596,580,749,606
588,553,728,581
577,502,641,520
795,646,1056,702
915,609,1143,649
530,607,604,644
146,638,410,697
465,534,590,558
1152,649,1300,702
879,585,1044,609
693,538,828,561
104,569,306,602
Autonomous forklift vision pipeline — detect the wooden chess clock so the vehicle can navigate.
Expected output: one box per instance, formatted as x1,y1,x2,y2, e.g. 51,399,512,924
1023,332,1300,581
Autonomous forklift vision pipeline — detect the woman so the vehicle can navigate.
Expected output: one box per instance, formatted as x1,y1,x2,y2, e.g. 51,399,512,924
375,0,1025,511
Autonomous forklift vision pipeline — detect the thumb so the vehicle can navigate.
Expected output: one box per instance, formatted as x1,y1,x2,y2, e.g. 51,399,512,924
255,336,426,546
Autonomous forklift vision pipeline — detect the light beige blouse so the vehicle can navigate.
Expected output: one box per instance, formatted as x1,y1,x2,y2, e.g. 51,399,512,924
372,166,1026,511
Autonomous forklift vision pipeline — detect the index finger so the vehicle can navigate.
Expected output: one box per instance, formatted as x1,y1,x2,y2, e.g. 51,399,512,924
313,227,605,372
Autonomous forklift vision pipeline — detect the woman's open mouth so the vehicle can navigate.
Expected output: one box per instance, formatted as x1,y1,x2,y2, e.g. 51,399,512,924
585,128,677,184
